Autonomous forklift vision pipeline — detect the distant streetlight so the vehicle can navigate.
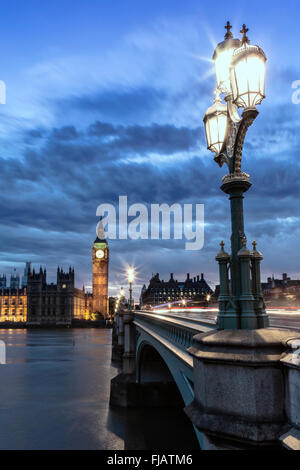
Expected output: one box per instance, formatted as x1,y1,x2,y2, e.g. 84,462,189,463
203,22,269,330
127,268,135,311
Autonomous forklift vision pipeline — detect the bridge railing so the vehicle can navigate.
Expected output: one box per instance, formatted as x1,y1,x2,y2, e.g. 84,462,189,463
113,308,216,374
134,310,215,354
112,309,300,449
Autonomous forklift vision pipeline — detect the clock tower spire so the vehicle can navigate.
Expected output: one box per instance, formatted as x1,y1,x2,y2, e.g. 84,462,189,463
92,218,109,317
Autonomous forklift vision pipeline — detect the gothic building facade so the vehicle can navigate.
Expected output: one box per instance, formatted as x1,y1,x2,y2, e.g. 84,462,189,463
0,225,110,324
0,287,27,322
27,267,91,326
141,272,213,307
262,273,300,303
0,265,29,322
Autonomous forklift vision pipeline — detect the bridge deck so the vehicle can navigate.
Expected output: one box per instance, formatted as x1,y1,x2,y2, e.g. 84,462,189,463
134,311,215,368
134,308,300,372
143,308,300,331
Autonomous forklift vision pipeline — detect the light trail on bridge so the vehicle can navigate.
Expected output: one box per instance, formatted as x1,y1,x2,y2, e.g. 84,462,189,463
146,307,300,331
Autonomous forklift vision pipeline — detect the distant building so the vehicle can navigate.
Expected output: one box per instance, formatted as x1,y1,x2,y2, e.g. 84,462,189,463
0,287,27,322
140,284,147,307
27,266,92,326
0,264,31,322
262,273,300,302
10,270,20,289
141,272,213,307
109,297,117,318
22,262,31,288
83,292,93,320
0,275,6,288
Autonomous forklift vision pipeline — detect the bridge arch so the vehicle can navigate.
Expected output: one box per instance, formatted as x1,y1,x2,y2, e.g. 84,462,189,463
137,341,175,383
132,311,214,448
136,337,203,448
136,336,194,406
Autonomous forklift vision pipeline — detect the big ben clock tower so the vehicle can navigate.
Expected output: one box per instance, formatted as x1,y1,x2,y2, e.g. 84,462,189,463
92,224,109,317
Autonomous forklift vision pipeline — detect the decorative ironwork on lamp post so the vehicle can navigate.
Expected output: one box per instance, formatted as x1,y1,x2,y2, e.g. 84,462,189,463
204,22,269,329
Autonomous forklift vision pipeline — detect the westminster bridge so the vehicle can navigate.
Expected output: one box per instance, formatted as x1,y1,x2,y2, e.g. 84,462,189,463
111,308,300,450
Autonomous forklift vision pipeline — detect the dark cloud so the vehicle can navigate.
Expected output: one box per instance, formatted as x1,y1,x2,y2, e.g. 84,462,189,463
60,86,167,123
27,128,45,139
51,126,80,141
88,121,119,137
88,120,203,154
2,75,300,290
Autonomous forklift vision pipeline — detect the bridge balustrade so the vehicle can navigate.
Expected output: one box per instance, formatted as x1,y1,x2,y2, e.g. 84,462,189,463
111,308,300,450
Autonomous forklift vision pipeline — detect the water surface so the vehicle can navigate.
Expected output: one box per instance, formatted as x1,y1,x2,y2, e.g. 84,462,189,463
0,329,198,450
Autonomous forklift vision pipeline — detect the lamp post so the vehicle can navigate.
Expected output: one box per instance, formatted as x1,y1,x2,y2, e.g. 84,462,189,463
120,287,124,299
127,268,134,311
204,22,269,330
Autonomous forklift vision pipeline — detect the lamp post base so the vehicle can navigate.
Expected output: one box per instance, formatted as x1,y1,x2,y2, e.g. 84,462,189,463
185,328,300,450
218,311,269,330
217,314,239,330
216,175,269,330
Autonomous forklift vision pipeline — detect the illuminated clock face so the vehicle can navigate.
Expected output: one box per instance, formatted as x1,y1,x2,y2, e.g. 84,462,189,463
96,249,105,259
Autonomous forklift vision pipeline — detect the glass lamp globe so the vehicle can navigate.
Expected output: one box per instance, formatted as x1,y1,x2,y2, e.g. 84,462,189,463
127,268,134,283
213,22,241,94
203,95,228,155
229,26,267,110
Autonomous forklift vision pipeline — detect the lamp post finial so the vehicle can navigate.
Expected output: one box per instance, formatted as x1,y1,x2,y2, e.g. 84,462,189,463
240,24,250,44
225,21,233,40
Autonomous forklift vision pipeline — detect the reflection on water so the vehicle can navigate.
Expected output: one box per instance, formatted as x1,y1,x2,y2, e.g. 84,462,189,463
0,329,198,450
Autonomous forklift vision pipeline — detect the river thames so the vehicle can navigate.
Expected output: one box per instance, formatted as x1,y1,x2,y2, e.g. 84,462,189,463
0,328,198,450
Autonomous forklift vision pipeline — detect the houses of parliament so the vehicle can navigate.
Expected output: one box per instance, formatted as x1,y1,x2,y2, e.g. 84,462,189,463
0,234,109,325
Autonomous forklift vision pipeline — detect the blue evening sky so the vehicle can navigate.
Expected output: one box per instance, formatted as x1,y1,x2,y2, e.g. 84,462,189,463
0,0,300,297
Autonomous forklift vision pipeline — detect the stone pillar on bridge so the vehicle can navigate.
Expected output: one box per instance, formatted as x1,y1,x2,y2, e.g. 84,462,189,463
110,309,137,407
112,312,118,345
185,328,300,450
111,310,125,362
117,311,124,347
110,310,183,409
122,311,136,375
280,339,300,450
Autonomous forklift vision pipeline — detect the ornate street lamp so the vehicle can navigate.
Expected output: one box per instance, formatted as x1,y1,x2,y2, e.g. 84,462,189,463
230,25,267,111
204,22,269,330
127,268,135,311
203,91,228,155
213,21,241,95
